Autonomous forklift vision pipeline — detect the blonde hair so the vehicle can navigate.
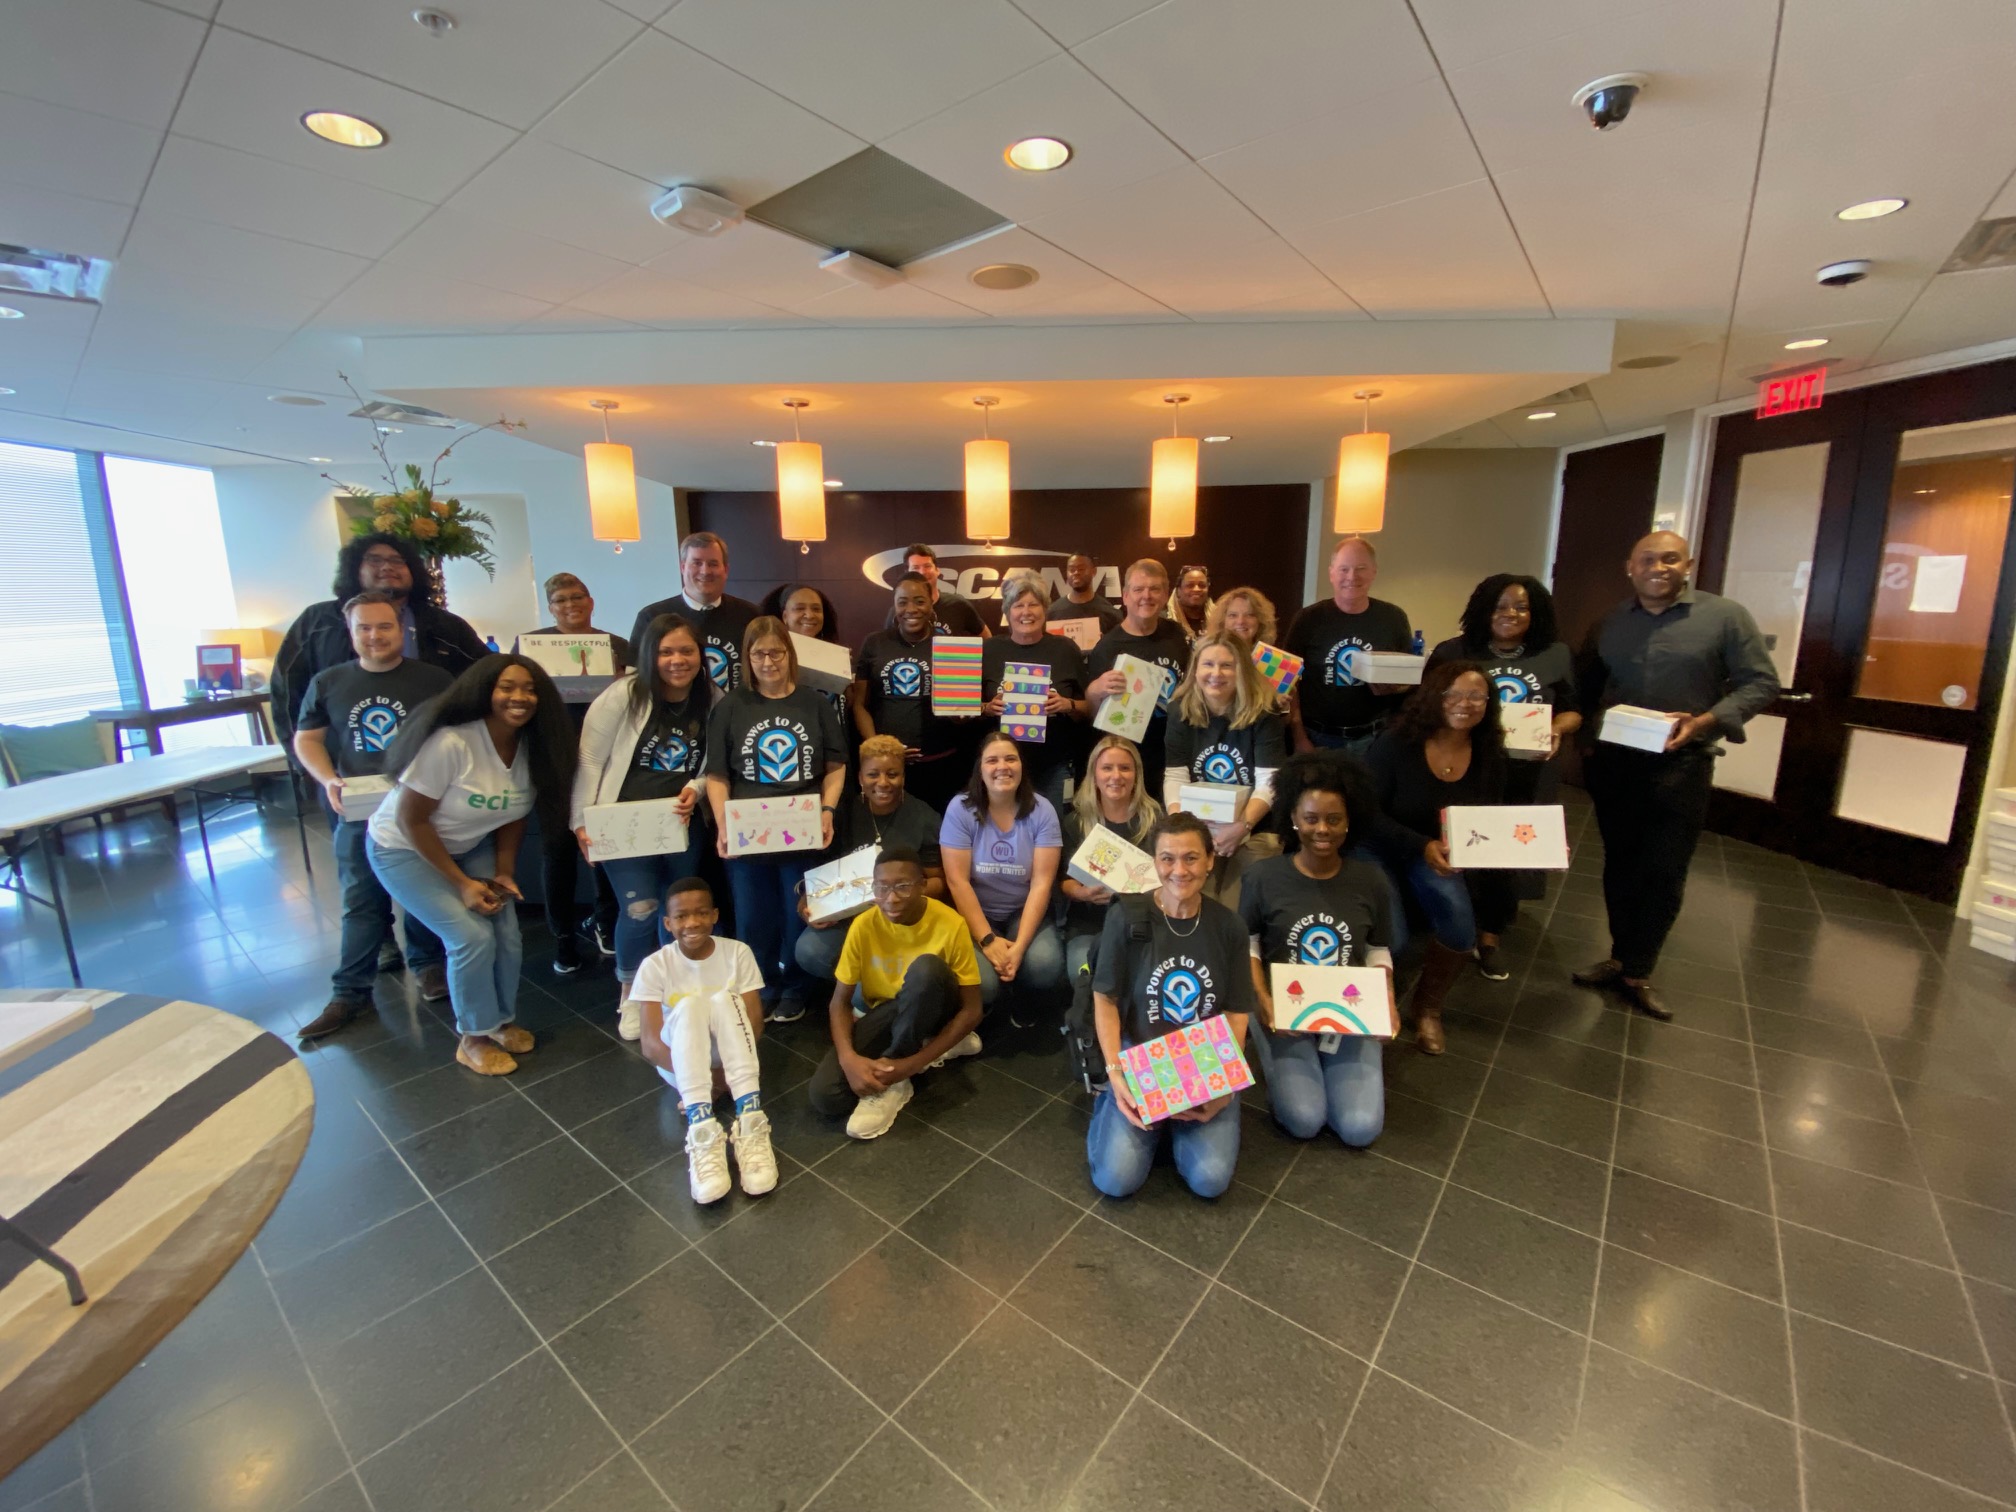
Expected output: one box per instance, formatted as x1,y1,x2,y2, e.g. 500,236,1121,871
858,734,906,766
1172,632,1272,730
1072,735,1163,836
1205,585,1277,648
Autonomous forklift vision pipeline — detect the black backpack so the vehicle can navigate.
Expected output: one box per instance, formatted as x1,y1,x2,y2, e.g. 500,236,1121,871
1062,894,1158,1093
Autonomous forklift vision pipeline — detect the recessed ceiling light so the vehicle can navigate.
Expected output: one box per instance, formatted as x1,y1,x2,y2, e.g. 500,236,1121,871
1526,410,1558,420
1784,337,1829,350
302,111,386,149
0,306,24,320
752,439,776,447
1838,198,1906,221
824,479,843,488
1202,435,1232,444
308,456,332,463
1617,354,1678,369
267,393,326,406
1004,137,1071,172
970,262,1039,291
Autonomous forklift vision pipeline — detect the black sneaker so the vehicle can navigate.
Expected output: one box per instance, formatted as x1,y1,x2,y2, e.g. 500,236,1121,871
589,923,616,958
1475,944,1510,981
767,995,808,1024
553,936,582,977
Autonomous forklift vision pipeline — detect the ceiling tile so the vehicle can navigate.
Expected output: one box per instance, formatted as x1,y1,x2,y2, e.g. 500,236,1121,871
65,364,244,435
1872,266,2016,367
443,137,671,264
602,0,676,18
380,209,634,305
902,225,1175,317
141,136,437,260
83,302,298,381
534,29,866,205
647,220,840,310
1072,0,1435,158
1027,164,1276,277
243,328,366,394
1189,286,1370,322
311,265,553,334
147,0,219,15
115,210,371,310
0,0,206,129
1289,179,1552,318
1771,0,2016,108
568,264,793,326
659,0,1060,141
880,53,1187,224
0,91,163,205
1515,196,1745,324
0,182,134,262
1131,238,1340,317
0,298,97,378
1004,0,1164,49
215,0,641,130
1199,80,1483,234
517,305,648,333
787,280,991,324
1409,0,1667,75
170,30,517,202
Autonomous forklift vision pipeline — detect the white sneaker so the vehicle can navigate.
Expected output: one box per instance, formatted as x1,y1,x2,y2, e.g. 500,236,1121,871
618,999,641,1041
730,1110,779,1196
928,1032,984,1070
845,1078,913,1140
686,1118,731,1203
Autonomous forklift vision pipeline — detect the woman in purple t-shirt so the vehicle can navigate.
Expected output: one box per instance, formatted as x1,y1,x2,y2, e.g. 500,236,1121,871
939,732,1067,1026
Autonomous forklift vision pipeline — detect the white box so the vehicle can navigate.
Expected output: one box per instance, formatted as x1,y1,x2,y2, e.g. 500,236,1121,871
1990,787,2016,819
1362,652,1425,685
724,793,823,856
791,632,854,695
1970,921,2016,961
337,774,394,820
1266,963,1395,1037
1052,617,1106,652
1599,704,1678,752
1067,823,1158,894
1441,804,1570,870
584,798,689,862
1178,783,1244,824
1975,876,2016,914
1092,654,1170,743
1501,703,1553,760
0,996,94,1073
518,632,615,677
804,845,878,924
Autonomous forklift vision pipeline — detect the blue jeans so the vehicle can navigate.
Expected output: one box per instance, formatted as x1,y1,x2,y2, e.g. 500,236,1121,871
1349,845,1409,958
602,849,700,980
974,918,1068,1010
331,817,442,996
1087,1083,1241,1199
1392,856,1482,953
727,853,816,1005
794,915,849,985
1248,1024,1384,1145
367,836,521,1037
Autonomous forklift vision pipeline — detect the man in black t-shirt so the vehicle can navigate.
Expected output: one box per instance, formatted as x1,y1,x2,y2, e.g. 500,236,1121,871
883,542,989,638
1046,553,1122,638
292,591,452,1039
1086,558,1192,781
1283,538,1413,756
854,574,971,812
627,531,758,693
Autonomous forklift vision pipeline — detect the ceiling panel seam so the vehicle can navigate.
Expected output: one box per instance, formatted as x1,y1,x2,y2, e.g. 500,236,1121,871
1711,0,1787,400
1868,158,2016,366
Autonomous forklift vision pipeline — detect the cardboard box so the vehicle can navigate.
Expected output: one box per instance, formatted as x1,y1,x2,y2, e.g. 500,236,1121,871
1117,1018,1253,1125
792,632,854,696
1091,654,1170,743
1266,963,1395,1037
999,660,1050,744
1362,651,1425,685
584,798,689,862
804,845,878,924
931,636,984,717
1178,783,1244,823
1052,617,1106,653
337,774,395,821
1251,642,1304,696
1599,704,1679,752
1067,823,1158,894
518,633,616,678
1441,804,1570,870
724,793,823,856
1501,703,1553,760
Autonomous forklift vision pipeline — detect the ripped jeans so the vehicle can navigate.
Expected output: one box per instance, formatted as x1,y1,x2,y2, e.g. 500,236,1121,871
602,849,701,982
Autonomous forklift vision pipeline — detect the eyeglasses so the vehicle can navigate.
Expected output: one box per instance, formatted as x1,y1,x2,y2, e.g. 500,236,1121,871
361,550,407,566
748,647,788,662
872,879,919,898
1442,692,1490,707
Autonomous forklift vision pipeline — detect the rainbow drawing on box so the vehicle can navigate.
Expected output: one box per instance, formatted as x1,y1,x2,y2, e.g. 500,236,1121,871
1277,977,1377,1034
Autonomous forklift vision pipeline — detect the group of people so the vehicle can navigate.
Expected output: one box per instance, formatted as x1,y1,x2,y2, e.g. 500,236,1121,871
271,520,1776,1204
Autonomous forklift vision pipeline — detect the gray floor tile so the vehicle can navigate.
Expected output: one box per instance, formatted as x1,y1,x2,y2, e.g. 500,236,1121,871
1010,1217,1208,1387
1091,1161,1270,1272
1472,1065,1618,1159
1071,1396,1307,1512
1451,1118,1611,1234
487,1186,687,1336
517,1047,668,1130
1612,1104,1773,1210
1626,1015,1756,1086
1618,1056,1763,1143
1419,1184,1600,1328
1220,1201,1411,1358
253,1138,430,1276
901,1158,1083,1295
1801,1431,2012,1512
789,1231,998,1410
991,1094,1100,1208
817,1113,981,1222
1772,1152,1952,1265
1753,1045,1904,1123
1915,1127,2016,1212
1268,1148,1437,1257
395,1093,563,1194
700,1171,891,1313
544,1454,673,1512
905,1060,1054,1152
1321,1369,1560,1512
1603,1169,1783,1299
803,1425,988,1512
434,1134,615,1258
1968,1275,2016,1382
1941,1196,2016,1289
568,1085,691,1181
1491,1024,1625,1099
1592,1245,1792,1413
1780,1224,1986,1370
1760,1094,1923,1182
270,1202,476,1352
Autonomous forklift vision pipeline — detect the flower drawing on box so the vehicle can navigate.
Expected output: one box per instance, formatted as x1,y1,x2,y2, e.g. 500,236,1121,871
1465,829,1489,848
1286,980,1377,1035
1513,823,1537,845
1147,1040,1167,1060
1207,1070,1227,1093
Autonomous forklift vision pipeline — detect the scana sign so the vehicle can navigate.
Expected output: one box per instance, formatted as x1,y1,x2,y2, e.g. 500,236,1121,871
858,544,1119,601
1756,366,1827,418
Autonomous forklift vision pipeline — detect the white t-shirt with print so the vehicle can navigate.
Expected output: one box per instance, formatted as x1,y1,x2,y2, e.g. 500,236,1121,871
632,937,765,1015
368,723,532,854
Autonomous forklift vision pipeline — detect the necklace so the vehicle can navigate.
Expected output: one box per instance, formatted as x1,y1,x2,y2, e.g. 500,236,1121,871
1157,896,1202,936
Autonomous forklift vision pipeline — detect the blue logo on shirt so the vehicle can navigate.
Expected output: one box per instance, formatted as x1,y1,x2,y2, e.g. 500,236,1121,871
1493,673,1531,704
358,705,400,752
755,728,801,783
649,734,688,772
704,646,730,690
1298,927,1342,966
888,660,924,698
1160,969,1204,1024
1326,642,1367,687
1200,751,1240,784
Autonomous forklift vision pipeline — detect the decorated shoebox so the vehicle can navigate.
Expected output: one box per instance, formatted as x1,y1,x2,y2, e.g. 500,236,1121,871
1975,876,2016,914
1053,617,1105,652
1266,963,1395,1037
1501,703,1553,760
791,633,854,696
1599,704,1678,752
1362,651,1426,685
337,774,394,820
999,660,1051,743
1117,1018,1253,1125
723,793,823,856
584,798,688,861
1986,814,2016,875
1251,642,1305,696
1067,823,1158,894
1178,783,1244,824
931,636,984,717
1991,787,2016,819
1440,804,1570,870
804,844,878,924
1091,654,1171,743
518,633,616,677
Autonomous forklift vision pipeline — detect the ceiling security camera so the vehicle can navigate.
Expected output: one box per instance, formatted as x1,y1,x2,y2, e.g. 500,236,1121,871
1816,259,1874,288
1573,73,1647,130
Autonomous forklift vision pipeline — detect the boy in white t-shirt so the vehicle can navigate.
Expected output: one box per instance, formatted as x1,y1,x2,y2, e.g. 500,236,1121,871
628,877,778,1203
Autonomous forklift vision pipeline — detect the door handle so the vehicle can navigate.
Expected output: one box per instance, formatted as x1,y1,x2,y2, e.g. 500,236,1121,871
1778,691,1813,703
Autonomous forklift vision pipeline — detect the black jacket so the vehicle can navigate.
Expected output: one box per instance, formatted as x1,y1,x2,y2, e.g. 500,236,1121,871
270,598,488,746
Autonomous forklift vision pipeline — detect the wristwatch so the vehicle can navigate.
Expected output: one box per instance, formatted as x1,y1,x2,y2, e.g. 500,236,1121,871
820,804,837,813
979,932,998,948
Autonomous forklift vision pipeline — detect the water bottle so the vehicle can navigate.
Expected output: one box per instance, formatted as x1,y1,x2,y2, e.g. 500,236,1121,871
485,635,500,652
1410,630,1425,656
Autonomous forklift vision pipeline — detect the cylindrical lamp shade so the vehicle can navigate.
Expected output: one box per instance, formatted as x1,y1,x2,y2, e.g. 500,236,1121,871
583,441,639,542
1333,430,1390,534
776,440,827,545
965,438,1011,540
1149,435,1199,542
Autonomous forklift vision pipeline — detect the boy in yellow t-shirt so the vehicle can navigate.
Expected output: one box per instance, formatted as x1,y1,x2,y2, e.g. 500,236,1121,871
809,847,983,1140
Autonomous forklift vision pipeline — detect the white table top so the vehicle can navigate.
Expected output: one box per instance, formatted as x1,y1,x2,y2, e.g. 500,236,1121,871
0,746,290,834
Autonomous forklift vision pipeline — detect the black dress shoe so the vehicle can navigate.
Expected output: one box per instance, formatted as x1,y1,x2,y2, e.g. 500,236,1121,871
1617,980,1674,1021
1572,958,1624,988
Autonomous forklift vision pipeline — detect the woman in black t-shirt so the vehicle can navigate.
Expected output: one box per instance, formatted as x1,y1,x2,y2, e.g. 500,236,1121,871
1059,734,1163,979
1164,632,1288,908
1239,752,1393,1146
1363,661,1512,1055
980,571,1088,820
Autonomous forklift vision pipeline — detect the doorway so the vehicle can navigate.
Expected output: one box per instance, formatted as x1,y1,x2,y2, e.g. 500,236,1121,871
1696,358,2016,900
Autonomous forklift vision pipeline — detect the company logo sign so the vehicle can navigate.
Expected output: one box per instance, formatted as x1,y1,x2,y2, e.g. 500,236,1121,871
860,544,1119,603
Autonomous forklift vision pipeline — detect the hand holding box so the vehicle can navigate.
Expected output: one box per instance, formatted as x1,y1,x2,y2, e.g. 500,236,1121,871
1501,703,1553,760
1177,783,1244,824
931,637,984,717
1000,661,1050,743
1116,1018,1253,1125
792,633,854,695
724,793,823,856
804,845,878,923
338,774,394,820
1599,704,1679,752
1092,655,1170,742
1067,824,1158,893
1362,651,1426,685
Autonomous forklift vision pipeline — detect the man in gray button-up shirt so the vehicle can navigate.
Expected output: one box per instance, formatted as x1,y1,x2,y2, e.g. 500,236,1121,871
1573,531,1780,1021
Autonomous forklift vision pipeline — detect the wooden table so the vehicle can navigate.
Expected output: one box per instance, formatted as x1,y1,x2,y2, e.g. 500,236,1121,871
91,693,274,759
0,989,313,1480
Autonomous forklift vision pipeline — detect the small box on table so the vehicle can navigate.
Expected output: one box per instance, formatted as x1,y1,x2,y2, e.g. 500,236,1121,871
804,845,878,924
1116,1018,1253,1125
1067,823,1158,894
792,633,854,696
1599,704,1678,752
1266,963,1395,1037
1501,703,1553,760
1441,804,1570,870
724,793,823,856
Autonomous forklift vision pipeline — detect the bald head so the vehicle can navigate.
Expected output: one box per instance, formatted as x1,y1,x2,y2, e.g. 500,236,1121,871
1626,531,1693,611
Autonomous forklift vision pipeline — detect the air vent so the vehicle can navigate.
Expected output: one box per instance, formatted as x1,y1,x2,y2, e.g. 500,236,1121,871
347,400,459,429
747,148,1008,268
1531,382,1595,405
0,244,113,304
1942,217,2016,273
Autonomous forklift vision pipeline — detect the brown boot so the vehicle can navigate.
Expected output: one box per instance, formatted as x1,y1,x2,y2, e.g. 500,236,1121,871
1410,941,1468,1056
298,996,367,1042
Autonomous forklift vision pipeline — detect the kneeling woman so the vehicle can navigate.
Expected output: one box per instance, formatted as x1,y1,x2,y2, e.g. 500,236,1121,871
369,653,577,1076
1088,813,1257,1200
940,732,1068,1023
1239,752,1395,1146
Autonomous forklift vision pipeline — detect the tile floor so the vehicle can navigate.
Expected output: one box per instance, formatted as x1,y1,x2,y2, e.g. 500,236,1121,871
3,791,2016,1512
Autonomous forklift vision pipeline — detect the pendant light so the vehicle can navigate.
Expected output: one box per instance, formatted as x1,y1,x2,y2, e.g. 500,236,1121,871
965,395,1010,549
584,400,639,553
1333,388,1390,535
1149,393,1197,551
775,399,826,555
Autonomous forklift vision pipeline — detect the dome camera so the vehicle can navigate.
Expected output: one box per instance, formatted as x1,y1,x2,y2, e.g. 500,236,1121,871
1816,259,1873,288
1573,73,1647,130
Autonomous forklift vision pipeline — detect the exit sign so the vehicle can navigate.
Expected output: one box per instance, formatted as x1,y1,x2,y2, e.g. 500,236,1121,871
1757,365,1827,418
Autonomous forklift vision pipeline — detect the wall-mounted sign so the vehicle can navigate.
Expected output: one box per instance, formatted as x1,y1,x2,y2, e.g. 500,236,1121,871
1756,366,1827,418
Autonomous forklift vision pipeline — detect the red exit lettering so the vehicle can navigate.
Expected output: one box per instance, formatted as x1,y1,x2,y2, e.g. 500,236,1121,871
1756,365,1827,418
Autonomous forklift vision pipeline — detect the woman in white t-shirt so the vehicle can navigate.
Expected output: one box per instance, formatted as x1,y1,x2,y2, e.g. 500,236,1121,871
368,653,578,1076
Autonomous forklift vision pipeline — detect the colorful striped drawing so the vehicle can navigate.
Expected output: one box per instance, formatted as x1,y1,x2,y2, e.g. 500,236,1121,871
931,636,985,716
